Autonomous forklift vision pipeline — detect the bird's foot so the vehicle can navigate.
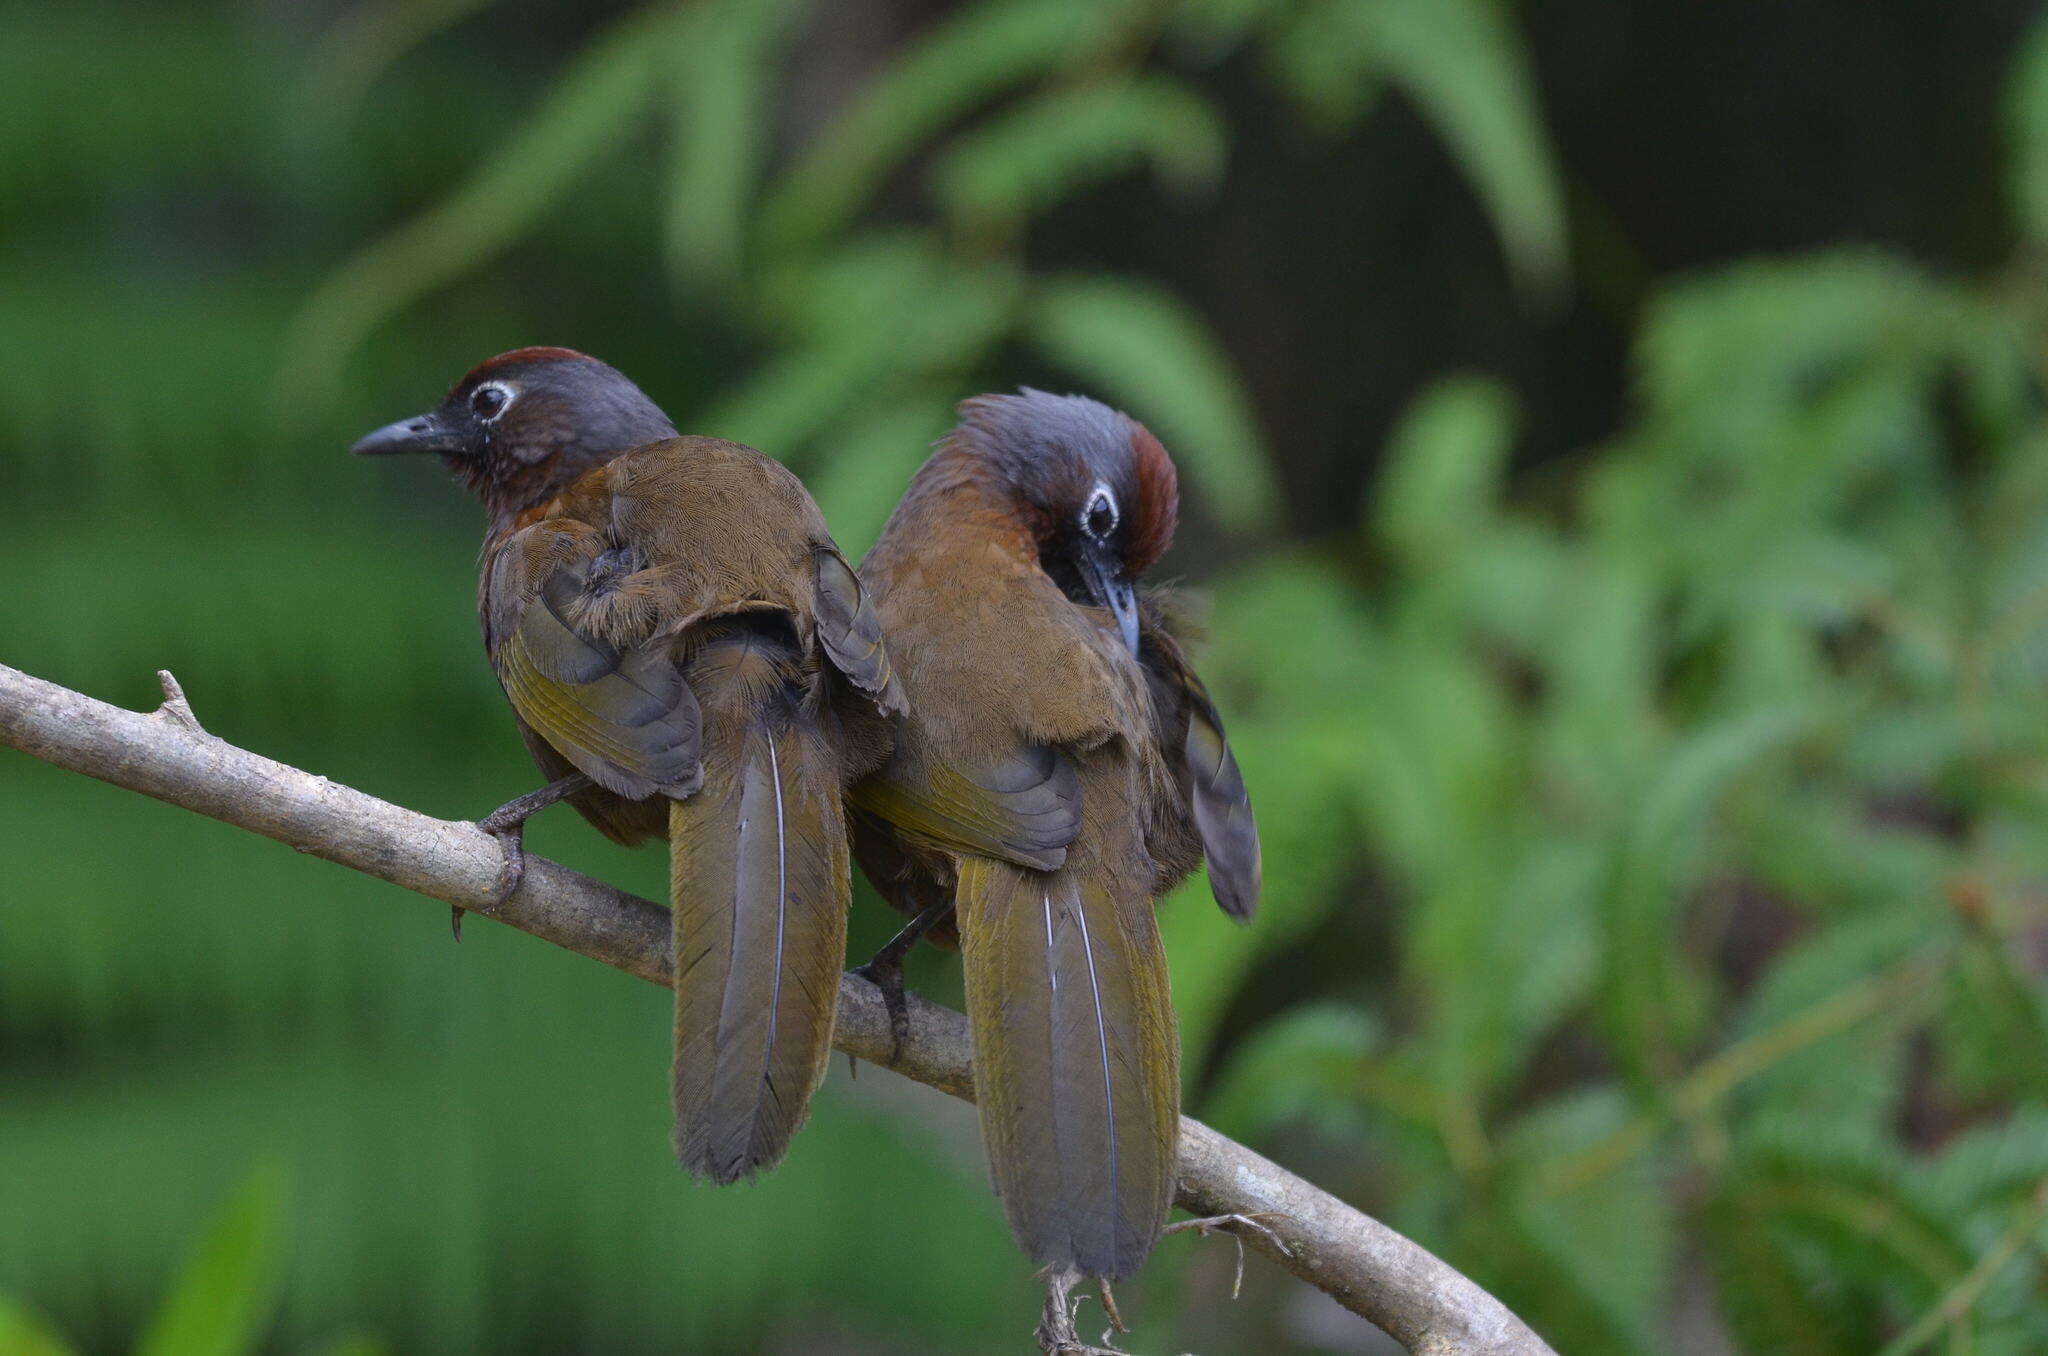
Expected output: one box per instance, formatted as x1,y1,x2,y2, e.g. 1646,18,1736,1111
1161,1212,1292,1300
457,772,593,941
480,816,529,903
1095,1279,1126,1335
850,950,911,1061
449,818,526,943
1034,1266,1127,1356
850,900,953,1061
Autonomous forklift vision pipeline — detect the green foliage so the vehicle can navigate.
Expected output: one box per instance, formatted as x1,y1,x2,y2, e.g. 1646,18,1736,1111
2,1166,335,1356
2008,12,2048,248
1371,374,1516,566
0,1298,79,1356
1199,234,2048,1348
930,75,1227,232
281,3,696,410
6,1,2048,1353
278,0,1563,534
1283,0,1569,297
136,1165,289,1356
759,0,1110,253
661,0,803,292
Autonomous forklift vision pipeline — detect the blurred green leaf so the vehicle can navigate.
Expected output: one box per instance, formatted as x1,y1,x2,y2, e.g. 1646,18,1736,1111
931,75,1226,233
1273,0,1569,296
1028,274,1280,531
1938,928,2048,1104
298,0,496,120
2007,13,2048,245
759,0,1106,253
1372,374,1517,565
1258,0,1385,129
302,1335,390,1356
1924,1108,2048,1221
662,0,801,292
280,3,690,411
1203,1003,1401,1137
1168,0,1288,60
1483,1089,1672,1354
1730,1121,1974,1306
1600,705,1815,1086
710,234,1018,451
1704,1181,1876,1355
135,1163,288,1356
1728,911,1931,1127
0,1297,79,1356
1356,0,1568,297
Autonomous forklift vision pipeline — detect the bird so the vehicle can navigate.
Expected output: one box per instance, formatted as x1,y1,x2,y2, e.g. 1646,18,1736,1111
847,389,1260,1283
351,347,902,1183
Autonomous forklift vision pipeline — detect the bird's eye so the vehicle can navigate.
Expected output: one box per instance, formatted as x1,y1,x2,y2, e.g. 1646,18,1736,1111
470,383,512,420
1081,486,1119,540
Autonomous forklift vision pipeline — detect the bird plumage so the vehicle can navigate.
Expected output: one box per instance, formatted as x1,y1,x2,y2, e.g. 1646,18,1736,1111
851,389,1258,1279
482,439,897,1181
356,351,899,1181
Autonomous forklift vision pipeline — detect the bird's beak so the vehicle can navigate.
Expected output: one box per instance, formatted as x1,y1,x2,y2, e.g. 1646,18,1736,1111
1076,541,1142,656
349,410,461,456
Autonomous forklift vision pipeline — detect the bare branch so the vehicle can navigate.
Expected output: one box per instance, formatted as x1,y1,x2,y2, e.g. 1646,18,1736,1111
152,669,206,732
0,660,1556,1356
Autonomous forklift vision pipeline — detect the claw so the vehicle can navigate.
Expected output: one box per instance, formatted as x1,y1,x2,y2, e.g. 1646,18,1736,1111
457,772,590,944
852,953,912,1061
483,821,529,906
850,900,953,1061
1034,1265,1127,1355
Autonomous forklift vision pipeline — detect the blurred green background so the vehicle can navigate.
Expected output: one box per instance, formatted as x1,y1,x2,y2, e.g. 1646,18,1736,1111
7,0,2048,1351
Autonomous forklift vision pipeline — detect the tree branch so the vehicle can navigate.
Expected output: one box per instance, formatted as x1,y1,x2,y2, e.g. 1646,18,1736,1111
0,660,1555,1356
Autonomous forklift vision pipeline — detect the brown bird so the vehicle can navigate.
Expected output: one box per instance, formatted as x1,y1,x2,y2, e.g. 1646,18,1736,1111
352,347,901,1182
849,390,1259,1281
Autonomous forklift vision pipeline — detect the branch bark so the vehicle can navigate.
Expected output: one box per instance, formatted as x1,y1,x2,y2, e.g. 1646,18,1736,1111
0,660,1555,1356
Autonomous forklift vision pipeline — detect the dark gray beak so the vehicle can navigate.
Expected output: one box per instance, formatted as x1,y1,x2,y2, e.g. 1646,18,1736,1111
1076,542,1142,656
350,410,461,456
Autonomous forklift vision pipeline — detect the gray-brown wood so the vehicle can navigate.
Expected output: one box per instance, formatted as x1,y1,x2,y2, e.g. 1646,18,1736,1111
0,658,1556,1356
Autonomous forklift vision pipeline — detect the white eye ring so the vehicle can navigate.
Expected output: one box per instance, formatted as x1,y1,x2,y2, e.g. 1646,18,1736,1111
1081,483,1119,538
471,382,516,422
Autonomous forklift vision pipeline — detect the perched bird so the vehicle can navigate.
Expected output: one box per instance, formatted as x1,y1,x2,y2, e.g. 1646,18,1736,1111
352,347,901,1182
849,390,1259,1282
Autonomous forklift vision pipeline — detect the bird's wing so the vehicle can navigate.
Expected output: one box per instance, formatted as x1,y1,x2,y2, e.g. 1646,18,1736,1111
850,740,1081,873
1139,616,1261,921
510,714,669,845
811,546,906,716
487,524,703,802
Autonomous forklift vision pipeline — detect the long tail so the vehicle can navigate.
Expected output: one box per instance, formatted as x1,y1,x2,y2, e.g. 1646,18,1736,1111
667,621,847,1183
956,853,1178,1279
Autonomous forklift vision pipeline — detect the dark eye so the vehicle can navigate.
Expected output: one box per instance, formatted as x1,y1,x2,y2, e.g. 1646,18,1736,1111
1082,487,1118,540
470,383,511,420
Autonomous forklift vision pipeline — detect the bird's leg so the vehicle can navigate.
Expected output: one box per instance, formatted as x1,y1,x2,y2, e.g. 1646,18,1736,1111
458,772,595,938
851,900,953,1059
1094,1279,1126,1334
1033,1266,1125,1356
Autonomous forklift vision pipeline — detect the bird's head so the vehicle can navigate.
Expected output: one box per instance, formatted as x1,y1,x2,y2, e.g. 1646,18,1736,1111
952,389,1179,655
350,347,677,524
